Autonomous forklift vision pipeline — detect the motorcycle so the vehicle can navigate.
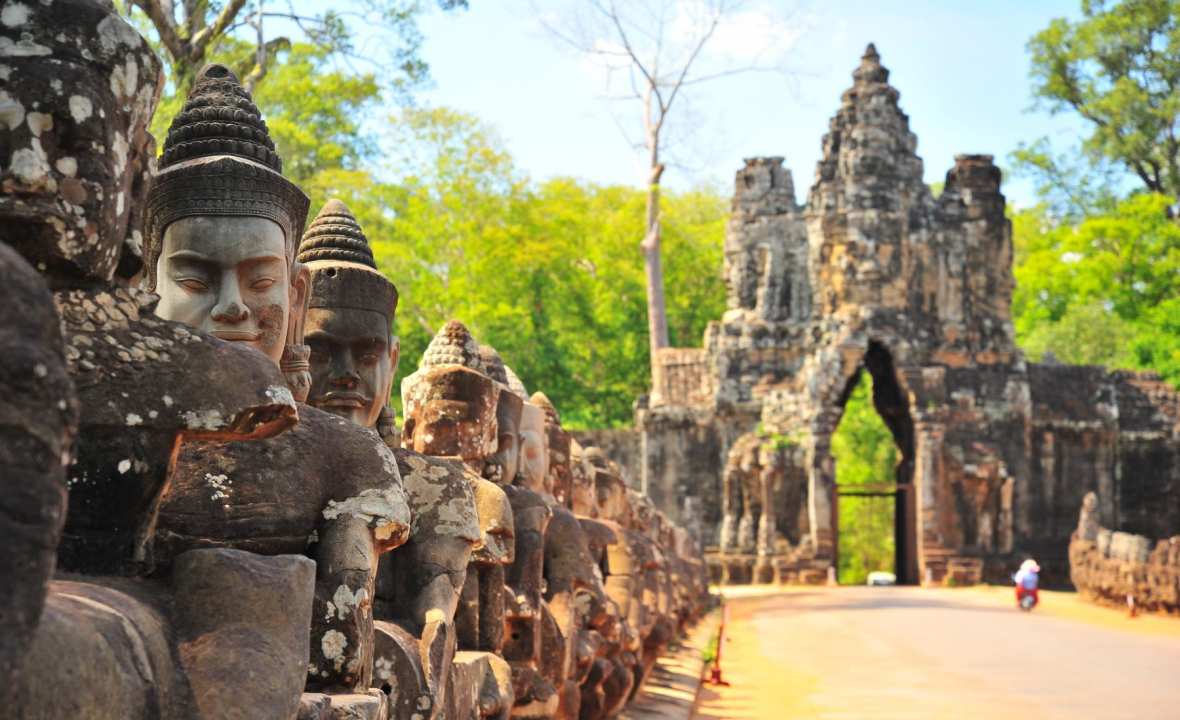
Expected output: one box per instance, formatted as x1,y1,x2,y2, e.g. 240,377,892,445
1016,586,1038,612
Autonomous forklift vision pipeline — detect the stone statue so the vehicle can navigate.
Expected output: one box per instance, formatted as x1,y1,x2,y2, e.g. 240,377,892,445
143,65,413,698
1,5,323,718
2,7,705,716
479,348,563,719
144,64,312,399
1077,491,1101,543
579,448,642,718
402,321,516,718
299,199,399,428
531,392,574,506
296,199,482,717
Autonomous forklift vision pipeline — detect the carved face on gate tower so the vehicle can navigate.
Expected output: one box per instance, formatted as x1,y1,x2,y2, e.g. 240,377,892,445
145,65,310,367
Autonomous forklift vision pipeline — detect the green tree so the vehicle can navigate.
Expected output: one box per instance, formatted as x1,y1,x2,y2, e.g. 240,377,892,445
832,373,898,585
1022,0,1180,208
120,0,465,97
369,108,726,427
1011,193,1180,382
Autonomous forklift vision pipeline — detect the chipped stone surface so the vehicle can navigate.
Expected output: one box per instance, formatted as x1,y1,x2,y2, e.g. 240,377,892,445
0,0,161,285
1070,495,1180,614
0,244,74,704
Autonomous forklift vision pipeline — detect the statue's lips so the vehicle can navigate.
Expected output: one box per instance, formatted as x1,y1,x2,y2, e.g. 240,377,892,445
315,392,369,409
210,330,262,342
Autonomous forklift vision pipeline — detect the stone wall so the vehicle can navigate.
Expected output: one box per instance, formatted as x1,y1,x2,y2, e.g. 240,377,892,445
1070,494,1180,613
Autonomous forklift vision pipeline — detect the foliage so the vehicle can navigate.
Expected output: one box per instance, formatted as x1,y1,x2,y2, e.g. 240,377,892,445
124,0,729,429
120,0,465,98
1011,193,1180,382
366,108,727,428
1022,0,1180,207
149,41,383,187
832,373,897,585
1009,138,1123,221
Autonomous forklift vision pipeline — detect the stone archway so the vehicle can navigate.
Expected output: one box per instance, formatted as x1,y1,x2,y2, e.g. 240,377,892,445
811,341,920,585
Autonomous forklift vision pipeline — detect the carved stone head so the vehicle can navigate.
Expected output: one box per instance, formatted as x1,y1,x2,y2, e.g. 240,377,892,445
299,199,399,429
0,0,161,285
518,402,549,495
401,321,499,468
583,446,633,525
478,345,523,485
145,64,310,367
532,391,573,505
628,490,656,534
569,440,597,517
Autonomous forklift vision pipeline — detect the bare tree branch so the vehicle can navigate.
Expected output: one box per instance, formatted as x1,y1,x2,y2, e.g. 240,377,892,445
133,0,185,60
190,0,249,60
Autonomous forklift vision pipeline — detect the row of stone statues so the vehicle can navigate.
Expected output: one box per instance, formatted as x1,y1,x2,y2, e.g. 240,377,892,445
0,3,707,719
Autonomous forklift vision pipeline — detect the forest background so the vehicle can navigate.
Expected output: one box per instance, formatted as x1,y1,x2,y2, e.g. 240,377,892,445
119,0,1180,581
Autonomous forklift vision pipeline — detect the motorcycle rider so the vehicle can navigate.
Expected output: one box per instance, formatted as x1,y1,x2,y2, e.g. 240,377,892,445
1013,558,1040,609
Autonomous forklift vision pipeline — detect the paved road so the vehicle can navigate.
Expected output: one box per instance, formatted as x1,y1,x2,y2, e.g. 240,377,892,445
695,586,1180,720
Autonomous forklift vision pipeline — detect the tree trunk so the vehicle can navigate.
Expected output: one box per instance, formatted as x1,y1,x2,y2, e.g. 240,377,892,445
643,149,669,403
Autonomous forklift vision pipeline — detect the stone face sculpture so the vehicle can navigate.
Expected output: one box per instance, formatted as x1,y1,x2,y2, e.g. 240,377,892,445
143,67,412,695
532,392,574,506
0,0,158,286
296,199,482,716
403,321,516,717
299,199,400,429
145,63,311,394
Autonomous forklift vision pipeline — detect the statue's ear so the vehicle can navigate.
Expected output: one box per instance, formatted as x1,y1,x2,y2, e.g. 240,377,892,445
287,259,311,345
389,335,401,379
381,336,399,411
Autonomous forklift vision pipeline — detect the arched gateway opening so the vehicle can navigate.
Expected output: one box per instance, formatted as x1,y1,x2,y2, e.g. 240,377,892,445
831,341,919,585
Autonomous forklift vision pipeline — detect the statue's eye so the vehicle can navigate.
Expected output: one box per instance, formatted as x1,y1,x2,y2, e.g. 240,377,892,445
250,277,275,291
359,352,379,366
178,277,208,292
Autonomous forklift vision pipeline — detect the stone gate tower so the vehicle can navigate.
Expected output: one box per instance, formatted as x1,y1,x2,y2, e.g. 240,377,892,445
634,45,1180,586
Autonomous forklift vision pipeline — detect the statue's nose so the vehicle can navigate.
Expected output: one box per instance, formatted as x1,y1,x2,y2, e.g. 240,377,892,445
210,281,249,323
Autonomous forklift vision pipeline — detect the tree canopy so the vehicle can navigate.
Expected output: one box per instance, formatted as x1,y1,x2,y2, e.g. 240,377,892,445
1020,0,1180,212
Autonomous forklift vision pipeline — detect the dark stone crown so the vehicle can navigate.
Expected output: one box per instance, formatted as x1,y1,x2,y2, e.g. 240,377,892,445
298,199,377,268
160,65,281,172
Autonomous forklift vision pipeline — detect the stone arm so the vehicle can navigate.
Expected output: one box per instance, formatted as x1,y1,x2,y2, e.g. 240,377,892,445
307,514,379,692
308,440,412,693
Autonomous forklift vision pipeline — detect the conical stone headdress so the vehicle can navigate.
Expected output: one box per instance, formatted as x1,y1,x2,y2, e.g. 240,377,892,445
144,64,310,288
478,344,509,386
421,320,484,371
299,199,398,319
504,366,528,399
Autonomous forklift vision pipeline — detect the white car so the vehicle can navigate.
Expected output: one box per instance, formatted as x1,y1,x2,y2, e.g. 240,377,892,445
867,571,896,586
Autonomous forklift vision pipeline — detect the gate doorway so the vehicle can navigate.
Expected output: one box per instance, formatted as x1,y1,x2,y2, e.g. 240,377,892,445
831,342,919,585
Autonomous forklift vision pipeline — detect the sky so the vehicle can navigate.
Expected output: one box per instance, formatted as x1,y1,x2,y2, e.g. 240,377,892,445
403,0,1090,208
